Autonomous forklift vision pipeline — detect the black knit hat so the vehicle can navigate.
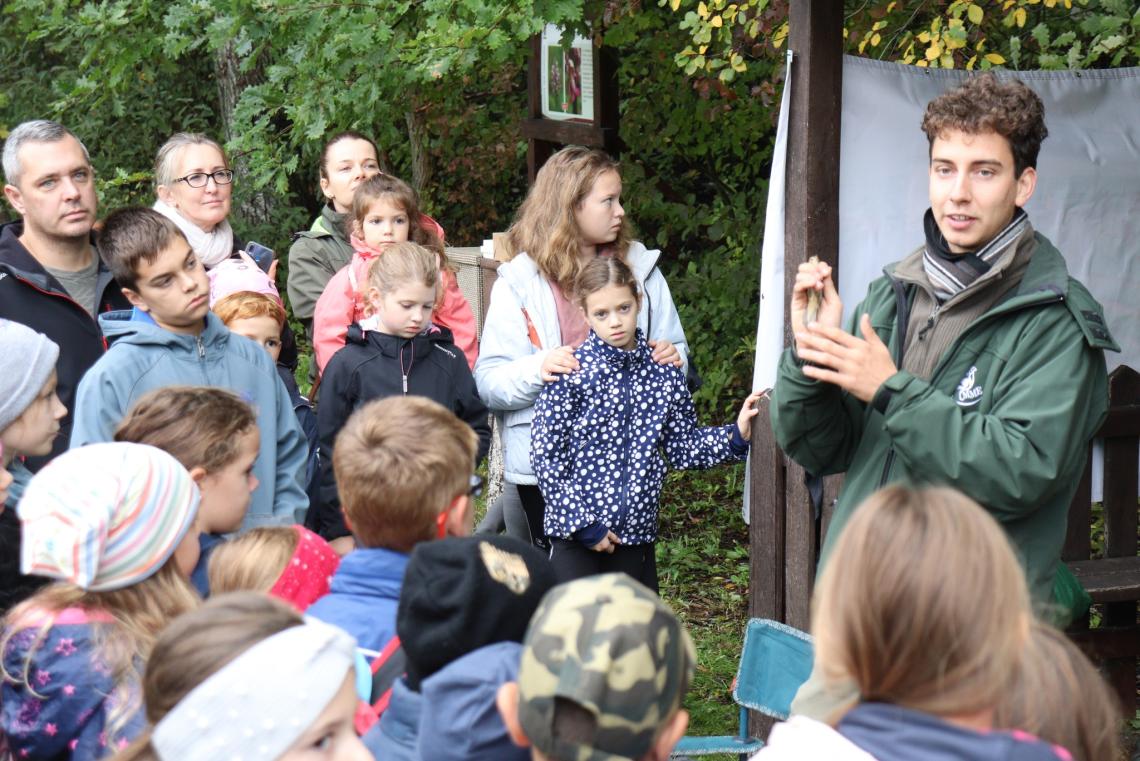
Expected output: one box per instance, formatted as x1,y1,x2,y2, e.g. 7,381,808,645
397,535,556,690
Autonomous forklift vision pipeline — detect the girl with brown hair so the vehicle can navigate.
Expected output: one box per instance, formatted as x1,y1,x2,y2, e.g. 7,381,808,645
312,174,476,373
112,592,370,761
475,146,691,549
531,256,761,588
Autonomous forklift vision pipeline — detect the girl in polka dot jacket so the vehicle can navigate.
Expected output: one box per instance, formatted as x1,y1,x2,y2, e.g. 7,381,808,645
531,257,763,590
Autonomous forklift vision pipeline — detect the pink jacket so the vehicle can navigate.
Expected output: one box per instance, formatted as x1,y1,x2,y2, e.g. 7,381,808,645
313,232,478,373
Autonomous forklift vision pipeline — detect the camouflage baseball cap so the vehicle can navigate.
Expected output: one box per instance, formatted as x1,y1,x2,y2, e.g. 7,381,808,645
516,573,696,761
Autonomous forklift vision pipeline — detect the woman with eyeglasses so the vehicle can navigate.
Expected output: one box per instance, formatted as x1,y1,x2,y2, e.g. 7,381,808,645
152,133,240,269
151,132,302,380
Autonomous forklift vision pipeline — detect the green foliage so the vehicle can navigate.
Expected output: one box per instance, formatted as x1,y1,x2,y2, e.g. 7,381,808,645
606,6,773,416
658,464,751,735
664,0,1140,76
0,0,582,249
0,3,219,213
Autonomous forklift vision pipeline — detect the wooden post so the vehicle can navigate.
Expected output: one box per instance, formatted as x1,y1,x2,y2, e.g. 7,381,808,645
525,36,556,182
1100,368,1140,710
749,0,843,739
778,0,844,630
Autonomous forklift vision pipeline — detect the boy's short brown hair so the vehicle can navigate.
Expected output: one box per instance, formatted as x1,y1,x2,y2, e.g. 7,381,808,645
921,73,1048,178
334,395,477,551
213,291,287,328
114,385,257,473
98,206,187,291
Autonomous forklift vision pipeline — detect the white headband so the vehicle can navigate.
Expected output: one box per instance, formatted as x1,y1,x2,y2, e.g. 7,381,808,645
153,618,357,761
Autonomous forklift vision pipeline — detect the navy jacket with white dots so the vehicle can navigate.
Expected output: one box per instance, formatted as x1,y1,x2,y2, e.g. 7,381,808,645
531,329,748,547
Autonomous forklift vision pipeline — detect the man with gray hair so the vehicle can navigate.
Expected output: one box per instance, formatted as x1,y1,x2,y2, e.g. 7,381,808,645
0,120,128,468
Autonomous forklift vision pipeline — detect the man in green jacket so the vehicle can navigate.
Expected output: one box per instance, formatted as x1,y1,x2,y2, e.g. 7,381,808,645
772,73,1116,615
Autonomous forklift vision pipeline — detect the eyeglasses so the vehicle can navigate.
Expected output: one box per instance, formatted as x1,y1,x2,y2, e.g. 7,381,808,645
174,169,234,188
435,475,484,539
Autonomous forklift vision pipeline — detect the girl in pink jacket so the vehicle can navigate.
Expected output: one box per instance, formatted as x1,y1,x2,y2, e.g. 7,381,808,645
312,174,477,372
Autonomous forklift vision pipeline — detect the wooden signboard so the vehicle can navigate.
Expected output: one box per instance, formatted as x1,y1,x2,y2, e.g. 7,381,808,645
522,25,620,181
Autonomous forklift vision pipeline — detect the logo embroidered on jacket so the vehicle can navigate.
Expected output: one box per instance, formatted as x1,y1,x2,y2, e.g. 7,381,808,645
955,366,984,407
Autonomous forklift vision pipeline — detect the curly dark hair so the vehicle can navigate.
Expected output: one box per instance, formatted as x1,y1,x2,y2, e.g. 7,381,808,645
921,73,1048,178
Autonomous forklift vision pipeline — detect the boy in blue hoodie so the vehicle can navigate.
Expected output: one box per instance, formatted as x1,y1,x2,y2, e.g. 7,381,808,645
70,207,307,528
307,395,477,652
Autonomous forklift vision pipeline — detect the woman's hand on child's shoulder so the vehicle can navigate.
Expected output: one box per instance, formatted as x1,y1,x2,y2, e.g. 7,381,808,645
736,390,767,439
541,346,581,382
590,530,622,554
648,340,682,368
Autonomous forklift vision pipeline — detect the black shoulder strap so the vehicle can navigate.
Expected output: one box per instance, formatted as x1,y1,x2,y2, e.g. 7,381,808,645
646,265,656,337
369,635,406,711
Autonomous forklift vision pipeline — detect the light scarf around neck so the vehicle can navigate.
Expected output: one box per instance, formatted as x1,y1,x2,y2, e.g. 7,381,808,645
153,198,234,269
922,207,1028,303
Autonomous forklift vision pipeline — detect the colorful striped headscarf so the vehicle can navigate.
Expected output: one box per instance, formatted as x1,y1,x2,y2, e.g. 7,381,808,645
18,442,200,591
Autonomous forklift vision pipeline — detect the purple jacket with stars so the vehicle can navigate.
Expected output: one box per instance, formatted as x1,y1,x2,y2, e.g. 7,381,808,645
1,607,145,760
531,329,748,546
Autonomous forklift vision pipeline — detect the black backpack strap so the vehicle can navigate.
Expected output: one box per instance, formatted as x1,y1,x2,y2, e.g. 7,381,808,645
369,635,406,713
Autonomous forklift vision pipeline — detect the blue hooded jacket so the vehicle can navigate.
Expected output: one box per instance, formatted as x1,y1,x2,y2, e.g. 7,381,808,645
70,310,308,527
838,703,1072,761
531,329,747,546
306,547,407,652
415,642,529,761
362,677,422,761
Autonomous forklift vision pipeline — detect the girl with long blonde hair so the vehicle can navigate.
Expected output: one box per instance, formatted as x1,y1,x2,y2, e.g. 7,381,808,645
311,242,490,542
756,485,1074,760
475,146,690,548
0,443,201,759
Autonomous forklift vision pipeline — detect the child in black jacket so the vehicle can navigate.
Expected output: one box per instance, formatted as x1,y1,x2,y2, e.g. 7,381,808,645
313,242,490,543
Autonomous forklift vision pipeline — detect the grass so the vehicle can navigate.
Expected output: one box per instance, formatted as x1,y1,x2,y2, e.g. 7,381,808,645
656,463,751,738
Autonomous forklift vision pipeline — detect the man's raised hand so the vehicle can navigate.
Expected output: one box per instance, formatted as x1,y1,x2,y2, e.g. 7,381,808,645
791,259,843,357
796,313,897,403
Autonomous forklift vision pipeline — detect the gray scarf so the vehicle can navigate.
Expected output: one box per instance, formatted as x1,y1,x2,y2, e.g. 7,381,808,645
922,208,1028,303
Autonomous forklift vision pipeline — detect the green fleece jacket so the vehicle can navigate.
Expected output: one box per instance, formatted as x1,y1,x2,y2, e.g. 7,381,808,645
771,232,1117,604
286,204,353,326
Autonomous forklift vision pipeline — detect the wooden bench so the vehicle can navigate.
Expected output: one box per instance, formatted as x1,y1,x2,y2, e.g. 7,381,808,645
1064,365,1140,716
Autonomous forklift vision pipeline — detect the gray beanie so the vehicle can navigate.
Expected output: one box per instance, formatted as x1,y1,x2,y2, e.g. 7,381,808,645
0,320,60,431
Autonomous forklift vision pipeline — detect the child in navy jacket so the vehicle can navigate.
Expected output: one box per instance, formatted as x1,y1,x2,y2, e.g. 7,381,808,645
531,257,763,590
313,241,490,544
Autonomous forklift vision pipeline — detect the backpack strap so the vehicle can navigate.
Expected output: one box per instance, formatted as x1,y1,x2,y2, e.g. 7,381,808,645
369,635,406,711
354,635,406,735
521,308,543,350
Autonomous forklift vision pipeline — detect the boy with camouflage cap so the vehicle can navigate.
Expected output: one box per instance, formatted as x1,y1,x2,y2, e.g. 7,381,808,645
497,573,695,761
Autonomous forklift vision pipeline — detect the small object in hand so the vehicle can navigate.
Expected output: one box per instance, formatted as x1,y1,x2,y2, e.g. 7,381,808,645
805,255,822,326
245,241,275,273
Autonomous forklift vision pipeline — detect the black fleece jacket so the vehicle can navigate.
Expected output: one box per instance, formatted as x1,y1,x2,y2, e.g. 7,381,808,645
310,323,491,540
0,220,130,468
